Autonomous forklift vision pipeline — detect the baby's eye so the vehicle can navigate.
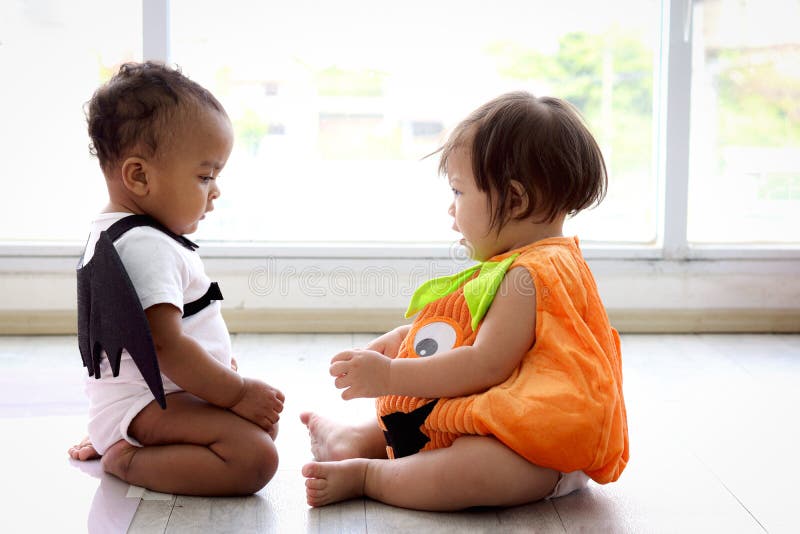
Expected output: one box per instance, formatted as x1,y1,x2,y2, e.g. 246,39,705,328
451,188,461,197
413,321,458,357
199,175,213,183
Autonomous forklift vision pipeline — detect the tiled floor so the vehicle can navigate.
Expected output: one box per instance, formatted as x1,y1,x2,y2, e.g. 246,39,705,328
1,333,799,533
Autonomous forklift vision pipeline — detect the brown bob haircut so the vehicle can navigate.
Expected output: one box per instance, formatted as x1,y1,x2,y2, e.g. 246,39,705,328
86,61,226,173
438,91,607,228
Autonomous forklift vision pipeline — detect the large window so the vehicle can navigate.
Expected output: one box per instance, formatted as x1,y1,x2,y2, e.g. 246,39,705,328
171,0,659,244
0,0,797,253
0,0,141,243
687,0,800,244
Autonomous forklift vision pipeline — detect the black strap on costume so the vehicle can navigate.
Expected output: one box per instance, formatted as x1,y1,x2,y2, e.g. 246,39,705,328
183,282,223,318
104,215,222,318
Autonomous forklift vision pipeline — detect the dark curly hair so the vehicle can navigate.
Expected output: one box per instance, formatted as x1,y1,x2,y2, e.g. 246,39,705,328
438,91,607,227
86,61,226,173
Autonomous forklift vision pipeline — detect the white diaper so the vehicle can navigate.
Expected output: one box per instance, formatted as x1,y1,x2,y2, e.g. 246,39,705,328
546,470,590,499
86,378,162,455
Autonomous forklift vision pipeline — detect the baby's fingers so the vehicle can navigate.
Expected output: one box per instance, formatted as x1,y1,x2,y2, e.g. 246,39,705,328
271,397,284,414
262,390,284,416
271,388,285,407
330,361,350,377
334,374,352,390
261,407,281,428
341,387,361,400
330,350,354,364
270,408,282,425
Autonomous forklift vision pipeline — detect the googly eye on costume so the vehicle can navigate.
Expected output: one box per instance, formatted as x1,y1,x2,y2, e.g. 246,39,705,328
412,320,460,357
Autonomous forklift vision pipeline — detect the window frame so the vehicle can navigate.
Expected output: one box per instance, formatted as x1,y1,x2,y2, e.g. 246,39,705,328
1,0,798,268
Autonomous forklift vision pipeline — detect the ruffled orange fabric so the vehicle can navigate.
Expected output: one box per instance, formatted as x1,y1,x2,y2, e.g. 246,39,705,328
375,237,629,484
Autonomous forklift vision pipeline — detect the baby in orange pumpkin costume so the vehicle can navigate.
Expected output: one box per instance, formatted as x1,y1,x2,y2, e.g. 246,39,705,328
302,91,628,510
377,236,627,485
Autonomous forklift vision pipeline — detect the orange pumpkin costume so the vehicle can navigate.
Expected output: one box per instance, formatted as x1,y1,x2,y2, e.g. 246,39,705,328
376,237,629,484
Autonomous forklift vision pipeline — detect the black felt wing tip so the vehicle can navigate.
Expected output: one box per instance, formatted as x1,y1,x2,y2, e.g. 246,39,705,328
77,231,167,409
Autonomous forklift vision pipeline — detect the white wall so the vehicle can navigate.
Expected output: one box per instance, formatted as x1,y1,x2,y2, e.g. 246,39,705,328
2,253,798,333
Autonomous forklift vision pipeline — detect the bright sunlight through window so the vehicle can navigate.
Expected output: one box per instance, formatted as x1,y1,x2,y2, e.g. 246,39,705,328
1,0,797,247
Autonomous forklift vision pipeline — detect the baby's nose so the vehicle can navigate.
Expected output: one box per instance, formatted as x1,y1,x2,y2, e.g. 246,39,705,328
210,183,221,200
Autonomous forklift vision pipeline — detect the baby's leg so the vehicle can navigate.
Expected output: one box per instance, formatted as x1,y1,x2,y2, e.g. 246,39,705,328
68,435,100,461
300,412,387,461
102,392,278,496
303,435,559,510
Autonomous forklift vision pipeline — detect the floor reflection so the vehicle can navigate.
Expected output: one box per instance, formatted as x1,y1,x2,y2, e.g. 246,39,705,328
70,458,141,534
0,416,141,533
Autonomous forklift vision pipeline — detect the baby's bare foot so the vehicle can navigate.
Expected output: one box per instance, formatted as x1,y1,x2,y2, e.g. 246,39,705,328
68,436,100,461
300,412,365,461
302,459,369,507
101,439,138,482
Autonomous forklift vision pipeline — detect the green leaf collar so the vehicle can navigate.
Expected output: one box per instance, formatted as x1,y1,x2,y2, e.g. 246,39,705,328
405,253,520,331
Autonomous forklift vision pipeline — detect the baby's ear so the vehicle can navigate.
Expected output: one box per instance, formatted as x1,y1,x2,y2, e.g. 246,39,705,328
120,156,149,196
508,180,529,217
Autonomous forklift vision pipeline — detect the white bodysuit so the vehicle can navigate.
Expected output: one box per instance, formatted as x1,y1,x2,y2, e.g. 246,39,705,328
81,213,232,454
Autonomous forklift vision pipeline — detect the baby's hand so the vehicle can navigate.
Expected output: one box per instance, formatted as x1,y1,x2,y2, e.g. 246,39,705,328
364,326,407,359
230,377,285,432
330,349,391,399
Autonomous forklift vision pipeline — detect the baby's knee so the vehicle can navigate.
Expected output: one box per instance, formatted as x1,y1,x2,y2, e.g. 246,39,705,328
235,433,279,494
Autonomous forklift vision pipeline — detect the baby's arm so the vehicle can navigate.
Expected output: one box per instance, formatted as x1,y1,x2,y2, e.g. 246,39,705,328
331,267,536,399
145,304,283,431
364,324,412,358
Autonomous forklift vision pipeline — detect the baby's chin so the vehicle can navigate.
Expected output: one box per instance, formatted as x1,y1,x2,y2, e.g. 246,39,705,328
179,221,200,236
458,239,485,260
466,246,497,263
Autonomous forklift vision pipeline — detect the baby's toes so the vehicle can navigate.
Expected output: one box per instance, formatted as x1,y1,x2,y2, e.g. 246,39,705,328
305,477,327,490
78,445,99,461
302,462,325,479
306,486,329,507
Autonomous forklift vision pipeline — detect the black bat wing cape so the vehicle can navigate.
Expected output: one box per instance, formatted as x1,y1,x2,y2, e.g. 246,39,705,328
76,215,207,409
